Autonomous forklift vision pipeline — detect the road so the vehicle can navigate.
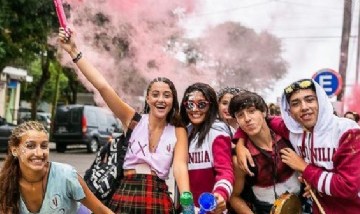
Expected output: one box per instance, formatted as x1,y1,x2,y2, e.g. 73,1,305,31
0,143,176,199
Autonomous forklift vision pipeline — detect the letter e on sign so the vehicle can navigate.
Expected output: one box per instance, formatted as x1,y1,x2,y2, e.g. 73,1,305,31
313,68,343,97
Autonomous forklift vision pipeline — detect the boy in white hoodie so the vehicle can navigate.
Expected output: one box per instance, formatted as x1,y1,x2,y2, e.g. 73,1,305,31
235,79,360,214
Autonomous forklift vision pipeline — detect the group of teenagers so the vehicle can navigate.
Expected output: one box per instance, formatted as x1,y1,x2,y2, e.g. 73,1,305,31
0,28,359,214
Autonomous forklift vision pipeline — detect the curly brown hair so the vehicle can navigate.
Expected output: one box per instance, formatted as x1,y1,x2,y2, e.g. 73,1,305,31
0,121,47,214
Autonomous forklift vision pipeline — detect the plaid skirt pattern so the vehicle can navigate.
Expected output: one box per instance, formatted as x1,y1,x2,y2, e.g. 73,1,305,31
108,174,175,214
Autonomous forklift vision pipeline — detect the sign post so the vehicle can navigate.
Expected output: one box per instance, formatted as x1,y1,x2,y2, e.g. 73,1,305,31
312,68,343,97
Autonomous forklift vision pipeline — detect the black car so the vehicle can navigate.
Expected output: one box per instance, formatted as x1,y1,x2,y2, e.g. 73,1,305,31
0,117,16,152
51,105,122,153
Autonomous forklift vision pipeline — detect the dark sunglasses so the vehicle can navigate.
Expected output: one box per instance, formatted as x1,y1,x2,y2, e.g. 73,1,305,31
183,100,210,111
284,79,315,100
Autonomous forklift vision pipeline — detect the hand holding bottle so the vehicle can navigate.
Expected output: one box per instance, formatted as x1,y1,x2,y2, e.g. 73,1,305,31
198,192,216,214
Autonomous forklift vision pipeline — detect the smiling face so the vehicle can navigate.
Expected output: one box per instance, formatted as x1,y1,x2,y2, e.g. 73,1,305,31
146,81,174,119
218,93,234,121
11,130,49,172
184,90,210,126
288,89,319,130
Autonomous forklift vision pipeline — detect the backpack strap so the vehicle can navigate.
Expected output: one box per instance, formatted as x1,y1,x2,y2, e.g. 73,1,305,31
116,112,142,167
125,112,142,138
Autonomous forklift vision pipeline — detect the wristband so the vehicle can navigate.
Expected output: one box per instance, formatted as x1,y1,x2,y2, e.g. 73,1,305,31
72,52,82,63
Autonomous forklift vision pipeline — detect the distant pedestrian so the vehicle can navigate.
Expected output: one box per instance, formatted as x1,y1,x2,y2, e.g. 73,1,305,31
344,111,359,123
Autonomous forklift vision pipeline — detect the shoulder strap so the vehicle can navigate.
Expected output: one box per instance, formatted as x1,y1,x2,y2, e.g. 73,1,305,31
124,112,142,142
125,112,141,139
115,112,142,171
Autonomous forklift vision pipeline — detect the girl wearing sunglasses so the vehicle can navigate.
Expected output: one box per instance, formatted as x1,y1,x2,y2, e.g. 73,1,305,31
180,83,234,214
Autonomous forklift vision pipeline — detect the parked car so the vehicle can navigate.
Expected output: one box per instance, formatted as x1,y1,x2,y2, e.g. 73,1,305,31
20,112,51,131
51,105,122,153
0,117,16,152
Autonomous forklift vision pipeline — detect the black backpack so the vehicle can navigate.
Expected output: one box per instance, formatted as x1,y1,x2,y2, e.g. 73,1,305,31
84,112,141,205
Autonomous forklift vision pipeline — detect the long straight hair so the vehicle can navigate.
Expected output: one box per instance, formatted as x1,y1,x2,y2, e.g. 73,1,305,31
180,82,219,147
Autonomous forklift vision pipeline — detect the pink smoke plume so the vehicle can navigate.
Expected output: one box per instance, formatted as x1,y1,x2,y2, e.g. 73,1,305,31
58,0,210,108
56,0,287,109
345,84,360,116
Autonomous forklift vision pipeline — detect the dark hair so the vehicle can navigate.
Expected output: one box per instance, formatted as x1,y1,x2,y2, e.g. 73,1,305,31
344,111,360,123
284,79,316,102
268,103,281,116
143,77,183,127
180,82,218,147
229,90,268,118
0,121,48,214
217,87,243,102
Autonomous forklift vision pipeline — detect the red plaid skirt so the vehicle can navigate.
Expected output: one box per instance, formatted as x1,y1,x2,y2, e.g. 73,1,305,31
108,174,175,214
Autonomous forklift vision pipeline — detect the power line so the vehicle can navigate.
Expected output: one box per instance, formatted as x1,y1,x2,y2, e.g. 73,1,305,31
187,0,274,17
187,0,341,18
275,0,342,10
276,35,357,40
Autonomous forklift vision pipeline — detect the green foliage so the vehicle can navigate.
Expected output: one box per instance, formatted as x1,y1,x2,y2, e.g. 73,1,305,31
20,59,69,103
0,0,59,70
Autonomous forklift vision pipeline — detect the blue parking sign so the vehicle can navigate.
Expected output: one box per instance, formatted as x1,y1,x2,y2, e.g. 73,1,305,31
312,68,343,97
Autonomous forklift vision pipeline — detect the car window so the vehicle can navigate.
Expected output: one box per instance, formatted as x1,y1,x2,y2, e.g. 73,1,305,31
56,111,67,123
87,111,97,126
98,113,107,127
70,109,82,124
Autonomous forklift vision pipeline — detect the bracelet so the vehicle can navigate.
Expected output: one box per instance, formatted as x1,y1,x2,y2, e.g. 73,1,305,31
72,52,82,63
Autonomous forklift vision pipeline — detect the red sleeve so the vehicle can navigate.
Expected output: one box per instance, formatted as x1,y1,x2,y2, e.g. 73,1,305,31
232,128,247,144
212,135,234,201
302,129,360,198
268,116,290,140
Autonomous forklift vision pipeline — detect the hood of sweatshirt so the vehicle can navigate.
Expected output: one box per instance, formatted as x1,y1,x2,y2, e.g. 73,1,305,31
280,80,336,134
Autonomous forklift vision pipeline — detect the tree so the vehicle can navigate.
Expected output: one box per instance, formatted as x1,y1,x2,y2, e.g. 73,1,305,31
0,0,62,118
197,22,288,92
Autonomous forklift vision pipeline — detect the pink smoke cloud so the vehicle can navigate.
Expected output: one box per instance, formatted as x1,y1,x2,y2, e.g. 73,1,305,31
345,84,360,116
58,0,211,108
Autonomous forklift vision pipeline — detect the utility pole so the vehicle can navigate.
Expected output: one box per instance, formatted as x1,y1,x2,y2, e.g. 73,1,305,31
356,0,360,83
337,0,352,114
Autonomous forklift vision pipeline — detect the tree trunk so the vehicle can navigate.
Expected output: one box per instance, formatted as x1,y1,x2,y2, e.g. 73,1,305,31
30,49,52,119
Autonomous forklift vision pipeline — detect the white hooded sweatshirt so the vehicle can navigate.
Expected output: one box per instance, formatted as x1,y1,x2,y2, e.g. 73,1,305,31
275,80,360,214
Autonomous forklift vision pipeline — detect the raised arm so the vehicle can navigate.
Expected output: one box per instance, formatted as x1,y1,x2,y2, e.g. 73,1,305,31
58,28,135,129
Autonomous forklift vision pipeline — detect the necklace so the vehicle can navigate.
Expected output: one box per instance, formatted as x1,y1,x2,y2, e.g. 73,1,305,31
20,165,49,212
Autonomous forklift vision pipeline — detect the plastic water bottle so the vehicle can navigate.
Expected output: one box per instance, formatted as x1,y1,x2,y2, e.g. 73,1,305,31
198,192,216,214
180,191,195,214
